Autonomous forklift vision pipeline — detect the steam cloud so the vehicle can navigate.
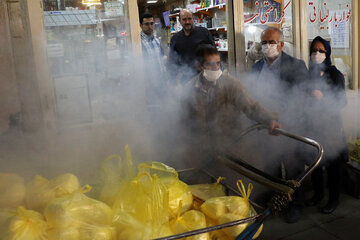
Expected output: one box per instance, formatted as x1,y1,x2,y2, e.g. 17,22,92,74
0,27,358,189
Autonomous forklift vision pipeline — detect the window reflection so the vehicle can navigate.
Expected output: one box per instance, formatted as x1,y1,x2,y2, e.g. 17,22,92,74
42,0,135,126
306,0,353,89
243,0,294,69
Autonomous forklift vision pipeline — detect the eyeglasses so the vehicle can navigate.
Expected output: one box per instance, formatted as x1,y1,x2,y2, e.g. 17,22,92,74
181,17,193,21
313,49,326,54
261,40,279,45
143,22,154,26
203,61,221,68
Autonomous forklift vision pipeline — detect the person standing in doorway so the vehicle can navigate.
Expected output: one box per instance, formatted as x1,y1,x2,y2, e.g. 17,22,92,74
305,36,348,214
169,9,215,86
251,27,309,224
140,13,167,105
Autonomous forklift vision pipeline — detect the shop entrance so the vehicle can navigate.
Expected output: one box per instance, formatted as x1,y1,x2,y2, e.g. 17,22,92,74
137,0,229,69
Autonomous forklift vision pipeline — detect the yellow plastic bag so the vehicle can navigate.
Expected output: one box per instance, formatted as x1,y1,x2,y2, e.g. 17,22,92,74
168,180,193,215
47,223,116,240
46,225,79,240
117,222,173,240
206,218,232,240
25,173,80,212
200,180,263,239
200,180,253,220
97,145,136,206
218,213,249,239
0,206,48,240
138,162,193,215
113,172,170,238
138,162,179,186
217,213,263,240
189,177,226,201
0,173,26,208
44,185,113,228
169,207,210,240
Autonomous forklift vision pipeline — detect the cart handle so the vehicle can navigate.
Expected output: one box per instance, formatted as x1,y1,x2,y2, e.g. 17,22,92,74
235,124,324,184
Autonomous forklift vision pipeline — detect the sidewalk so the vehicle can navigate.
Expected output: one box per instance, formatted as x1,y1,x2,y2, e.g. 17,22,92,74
262,193,360,240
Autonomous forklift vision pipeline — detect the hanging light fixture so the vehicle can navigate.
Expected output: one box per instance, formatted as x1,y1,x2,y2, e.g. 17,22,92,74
82,0,102,6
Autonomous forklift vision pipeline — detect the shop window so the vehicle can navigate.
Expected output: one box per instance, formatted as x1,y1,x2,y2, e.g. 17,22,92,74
307,0,353,89
138,0,229,65
42,0,137,126
243,0,294,70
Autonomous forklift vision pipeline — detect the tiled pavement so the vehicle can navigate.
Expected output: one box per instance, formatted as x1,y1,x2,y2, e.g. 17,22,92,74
261,193,360,240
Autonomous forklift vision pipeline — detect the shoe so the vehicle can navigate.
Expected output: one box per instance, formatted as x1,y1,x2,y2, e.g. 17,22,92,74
321,200,339,214
306,194,324,206
285,206,302,223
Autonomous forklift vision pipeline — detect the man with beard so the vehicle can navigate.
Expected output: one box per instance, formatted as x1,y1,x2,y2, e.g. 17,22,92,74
169,9,215,85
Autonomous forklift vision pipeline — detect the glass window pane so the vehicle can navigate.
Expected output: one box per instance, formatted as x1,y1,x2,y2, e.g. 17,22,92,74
42,0,136,126
244,0,294,69
306,0,353,89
161,0,229,70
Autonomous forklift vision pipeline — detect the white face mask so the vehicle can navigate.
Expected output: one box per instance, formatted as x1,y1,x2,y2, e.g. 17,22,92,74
203,69,222,83
311,51,326,64
262,44,280,59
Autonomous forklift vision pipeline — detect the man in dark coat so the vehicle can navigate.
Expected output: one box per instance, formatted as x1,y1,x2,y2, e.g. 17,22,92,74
169,9,215,85
251,27,309,223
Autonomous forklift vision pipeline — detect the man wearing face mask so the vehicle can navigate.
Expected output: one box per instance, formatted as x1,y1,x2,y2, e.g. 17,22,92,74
181,45,281,168
251,27,308,224
252,27,308,90
169,9,215,85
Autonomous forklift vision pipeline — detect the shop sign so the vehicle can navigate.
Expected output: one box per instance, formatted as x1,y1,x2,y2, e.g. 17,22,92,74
44,10,97,26
104,2,124,17
244,0,291,24
308,1,351,29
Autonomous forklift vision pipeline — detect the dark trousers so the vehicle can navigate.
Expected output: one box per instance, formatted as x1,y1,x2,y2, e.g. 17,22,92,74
310,157,344,202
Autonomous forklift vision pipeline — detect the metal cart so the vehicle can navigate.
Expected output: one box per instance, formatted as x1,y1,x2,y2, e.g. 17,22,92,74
154,124,324,240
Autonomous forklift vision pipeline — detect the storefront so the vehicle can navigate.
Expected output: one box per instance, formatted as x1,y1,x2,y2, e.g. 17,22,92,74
0,0,359,137
0,1,360,229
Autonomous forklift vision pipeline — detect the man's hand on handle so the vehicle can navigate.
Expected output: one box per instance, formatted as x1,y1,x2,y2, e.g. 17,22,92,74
268,120,281,135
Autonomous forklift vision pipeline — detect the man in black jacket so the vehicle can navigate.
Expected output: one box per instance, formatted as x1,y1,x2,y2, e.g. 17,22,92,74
251,27,308,224
169,9,215,85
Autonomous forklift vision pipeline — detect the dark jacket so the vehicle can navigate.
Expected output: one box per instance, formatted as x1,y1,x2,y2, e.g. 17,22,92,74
169,26,215,84
182,70,277,149
306,36,347,161
252,52,308,89
251,52,308,129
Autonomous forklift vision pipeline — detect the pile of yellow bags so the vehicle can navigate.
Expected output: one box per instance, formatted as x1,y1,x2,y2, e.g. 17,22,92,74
0,145,263,240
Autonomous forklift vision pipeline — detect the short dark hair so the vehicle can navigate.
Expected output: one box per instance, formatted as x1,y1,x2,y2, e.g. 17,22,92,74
195,44,219,65
140,13,153,24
